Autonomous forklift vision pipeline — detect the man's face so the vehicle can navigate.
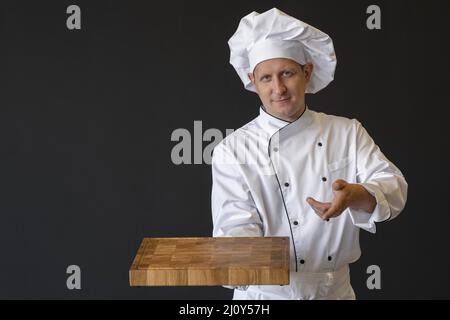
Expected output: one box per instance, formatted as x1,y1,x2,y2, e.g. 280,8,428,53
249,58,313,122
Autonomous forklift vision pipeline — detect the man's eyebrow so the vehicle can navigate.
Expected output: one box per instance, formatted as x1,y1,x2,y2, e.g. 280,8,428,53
280,67,298,72
255,66,299,78
256,72,270,79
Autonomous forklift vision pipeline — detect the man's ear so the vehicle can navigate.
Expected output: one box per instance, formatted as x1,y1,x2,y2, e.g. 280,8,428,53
303,63,314,82
248,72,255,84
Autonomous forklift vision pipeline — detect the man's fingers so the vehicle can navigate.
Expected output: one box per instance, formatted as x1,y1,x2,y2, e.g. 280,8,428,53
307,197,331,217
322,209,336,220
306,197,329,210
308,180,349,220
311,206,325,215
322,203,344,220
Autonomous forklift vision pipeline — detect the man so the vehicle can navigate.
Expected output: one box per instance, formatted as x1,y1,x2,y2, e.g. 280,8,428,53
211,8,407,299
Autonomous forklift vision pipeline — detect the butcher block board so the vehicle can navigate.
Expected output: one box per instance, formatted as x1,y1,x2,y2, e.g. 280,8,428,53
129,237,290,286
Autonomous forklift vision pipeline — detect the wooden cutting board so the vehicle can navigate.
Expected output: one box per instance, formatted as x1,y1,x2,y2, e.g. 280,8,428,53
129,237,289,286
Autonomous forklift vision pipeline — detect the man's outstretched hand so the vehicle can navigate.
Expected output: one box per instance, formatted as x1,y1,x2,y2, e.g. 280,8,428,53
306,179,377,220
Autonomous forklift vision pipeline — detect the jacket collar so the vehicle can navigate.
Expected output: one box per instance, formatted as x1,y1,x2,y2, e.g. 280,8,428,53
257,105,313,137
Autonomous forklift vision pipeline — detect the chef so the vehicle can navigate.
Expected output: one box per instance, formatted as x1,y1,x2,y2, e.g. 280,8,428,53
211,8,408,299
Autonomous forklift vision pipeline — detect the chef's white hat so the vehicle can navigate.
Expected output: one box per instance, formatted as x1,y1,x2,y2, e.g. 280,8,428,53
228,8,337,94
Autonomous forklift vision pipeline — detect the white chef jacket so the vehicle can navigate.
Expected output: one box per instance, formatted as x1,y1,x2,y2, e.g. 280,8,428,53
211,106,407,299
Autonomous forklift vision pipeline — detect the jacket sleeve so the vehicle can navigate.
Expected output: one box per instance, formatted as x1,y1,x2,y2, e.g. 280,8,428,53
211,141,263,237
347,121,408,233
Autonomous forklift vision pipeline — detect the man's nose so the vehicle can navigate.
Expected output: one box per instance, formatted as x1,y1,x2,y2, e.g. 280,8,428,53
272,77,287,95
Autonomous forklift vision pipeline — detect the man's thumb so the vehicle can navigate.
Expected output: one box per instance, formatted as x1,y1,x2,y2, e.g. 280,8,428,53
333,179,346,191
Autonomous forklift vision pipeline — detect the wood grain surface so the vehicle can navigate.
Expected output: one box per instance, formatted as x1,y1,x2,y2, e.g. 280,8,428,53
129,237,290,286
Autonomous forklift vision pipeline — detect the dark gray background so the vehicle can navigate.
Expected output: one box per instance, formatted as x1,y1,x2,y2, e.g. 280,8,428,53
0,0,448,299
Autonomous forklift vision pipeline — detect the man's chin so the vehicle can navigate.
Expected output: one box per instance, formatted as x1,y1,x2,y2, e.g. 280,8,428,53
274,105,294,115
270,111,293,122
272,108,303,122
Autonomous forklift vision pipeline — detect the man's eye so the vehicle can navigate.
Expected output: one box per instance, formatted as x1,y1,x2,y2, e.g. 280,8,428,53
282,71,294,77
260,75,271,82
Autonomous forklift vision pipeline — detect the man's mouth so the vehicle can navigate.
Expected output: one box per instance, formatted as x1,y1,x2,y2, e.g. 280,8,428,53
273,97,290,102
